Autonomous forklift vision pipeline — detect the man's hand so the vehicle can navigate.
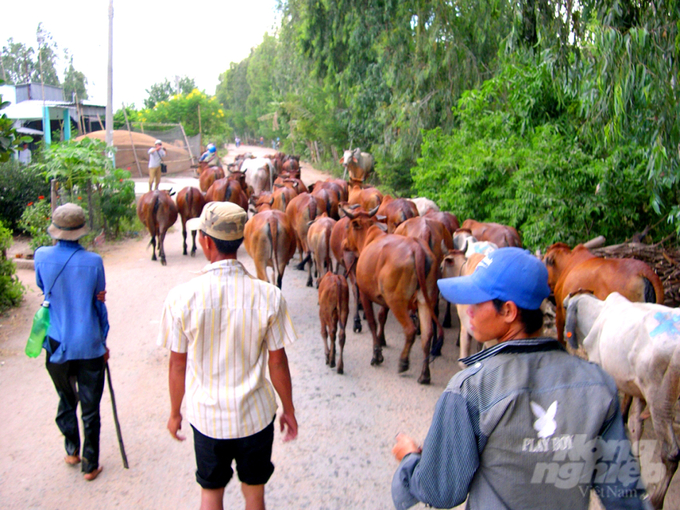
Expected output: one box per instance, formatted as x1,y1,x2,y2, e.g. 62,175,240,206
97,290,107,302
167,413,186,441
279,410,298,442
103,347,110,363
392,433,421,462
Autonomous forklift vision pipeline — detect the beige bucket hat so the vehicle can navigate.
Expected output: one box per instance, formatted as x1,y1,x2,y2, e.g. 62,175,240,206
186,202,246,241
47,203,90,241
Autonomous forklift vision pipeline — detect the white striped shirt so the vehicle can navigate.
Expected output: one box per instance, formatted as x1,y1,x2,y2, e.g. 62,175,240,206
158,259,297,439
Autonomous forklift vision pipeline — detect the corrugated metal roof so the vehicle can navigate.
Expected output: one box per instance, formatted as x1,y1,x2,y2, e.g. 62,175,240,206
1,100,73,120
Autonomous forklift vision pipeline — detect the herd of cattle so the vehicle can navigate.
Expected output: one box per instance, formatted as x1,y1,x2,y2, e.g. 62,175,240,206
135,148,680,509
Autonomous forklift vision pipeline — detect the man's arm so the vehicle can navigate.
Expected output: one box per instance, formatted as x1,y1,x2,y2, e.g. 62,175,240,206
392,390,479,509
168,351,187,441
268,347,297,441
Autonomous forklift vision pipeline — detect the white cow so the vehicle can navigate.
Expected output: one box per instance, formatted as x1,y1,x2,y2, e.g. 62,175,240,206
339,148,374,182
407,197,439,217
240,157,277,196
564,291,680,509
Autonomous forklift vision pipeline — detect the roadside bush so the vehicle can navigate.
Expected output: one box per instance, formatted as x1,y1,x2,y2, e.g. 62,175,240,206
19,199,52,251
0,220,25,312
0,160,51,230
97,168,137,237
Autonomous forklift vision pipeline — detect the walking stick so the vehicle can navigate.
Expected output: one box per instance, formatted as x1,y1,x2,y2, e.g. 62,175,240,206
105,362,129,469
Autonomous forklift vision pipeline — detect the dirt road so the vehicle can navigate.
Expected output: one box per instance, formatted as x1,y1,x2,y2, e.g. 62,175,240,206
0,146,677,509
0,146,454,510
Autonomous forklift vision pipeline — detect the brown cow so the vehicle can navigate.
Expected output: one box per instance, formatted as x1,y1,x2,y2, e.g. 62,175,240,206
318,272,350,374
543,242,665,343
226,167,249,197
460,219,522,247
307,215,337,287
347,178,383,211
281,156,301,179
342,206,443,384
198,162,225,192
311,186,337,219
330,214,363,333
205,178,249,211
424,210,460,236
395,216,455,332
176,186,206,257
377,196,419,233
286,192,321,287
136,190,178,266
274,176,309,194
243,209,297,289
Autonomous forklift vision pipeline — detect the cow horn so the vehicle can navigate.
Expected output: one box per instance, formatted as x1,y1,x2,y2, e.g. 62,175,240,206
340,206,356,220
368,205,380,217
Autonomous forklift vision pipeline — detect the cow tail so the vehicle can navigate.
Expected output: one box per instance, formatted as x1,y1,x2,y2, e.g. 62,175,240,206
186,188,194,221
325,191,332,217
148,192,161,237
414,244,444,356
309,195,317,221
641,267,665,304
268,215,281,283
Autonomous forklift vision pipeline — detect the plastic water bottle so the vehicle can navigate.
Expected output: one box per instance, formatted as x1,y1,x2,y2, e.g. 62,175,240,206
26,301,50,358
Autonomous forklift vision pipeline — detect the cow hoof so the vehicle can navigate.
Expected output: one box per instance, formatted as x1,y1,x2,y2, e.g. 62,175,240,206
418,374,431,385
337,367,344,375
183,251,188,256
191,250,196,258
353,318,362,333
295,261,306,271
161,258,167,266
370,351,384,366
443,317,451,328
306,278,313,288
330,359,336,368
398,359,409,373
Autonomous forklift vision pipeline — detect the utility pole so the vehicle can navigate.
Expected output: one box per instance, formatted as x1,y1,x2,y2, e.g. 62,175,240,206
105,0,114,150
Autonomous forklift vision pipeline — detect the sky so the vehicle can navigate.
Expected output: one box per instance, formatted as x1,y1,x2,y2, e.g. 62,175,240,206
0,0,280,108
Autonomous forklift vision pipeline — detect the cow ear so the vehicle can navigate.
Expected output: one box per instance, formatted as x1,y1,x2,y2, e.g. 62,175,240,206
544,253,554,266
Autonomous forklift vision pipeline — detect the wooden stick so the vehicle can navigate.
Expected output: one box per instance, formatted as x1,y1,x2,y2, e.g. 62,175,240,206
105,362,129,469
121,103,143,177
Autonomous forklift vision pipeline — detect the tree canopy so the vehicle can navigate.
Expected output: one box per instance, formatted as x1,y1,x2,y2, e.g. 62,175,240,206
212,0,679,249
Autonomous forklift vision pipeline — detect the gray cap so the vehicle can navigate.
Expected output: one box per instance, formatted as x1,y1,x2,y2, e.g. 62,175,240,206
47,203,90,241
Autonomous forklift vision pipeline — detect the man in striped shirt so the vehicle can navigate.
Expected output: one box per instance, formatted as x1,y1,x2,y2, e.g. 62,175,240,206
159,201,298,510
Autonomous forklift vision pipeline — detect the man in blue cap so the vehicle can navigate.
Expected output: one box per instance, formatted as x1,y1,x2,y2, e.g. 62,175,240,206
391,247,649,509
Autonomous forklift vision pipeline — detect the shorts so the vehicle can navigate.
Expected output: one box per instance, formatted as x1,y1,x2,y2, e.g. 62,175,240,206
192,419,275,489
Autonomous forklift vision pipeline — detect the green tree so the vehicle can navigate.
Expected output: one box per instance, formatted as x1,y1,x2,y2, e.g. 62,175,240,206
34,23,60,86
140,89,228,138
0,38,35,84
144,76,197,108
63,54,88,101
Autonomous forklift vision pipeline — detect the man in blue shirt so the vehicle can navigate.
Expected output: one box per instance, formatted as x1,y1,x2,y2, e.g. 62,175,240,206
34,203,109,481
392,248,650,509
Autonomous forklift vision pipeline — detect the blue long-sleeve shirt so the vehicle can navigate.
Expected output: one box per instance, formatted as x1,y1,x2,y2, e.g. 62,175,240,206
34,240,109,363
392,339,649,510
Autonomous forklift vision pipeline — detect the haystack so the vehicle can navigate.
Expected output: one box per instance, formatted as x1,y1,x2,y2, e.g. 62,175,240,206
76,130,191,175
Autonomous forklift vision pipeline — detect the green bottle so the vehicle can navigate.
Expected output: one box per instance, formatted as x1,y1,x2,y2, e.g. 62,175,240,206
26,300,50,358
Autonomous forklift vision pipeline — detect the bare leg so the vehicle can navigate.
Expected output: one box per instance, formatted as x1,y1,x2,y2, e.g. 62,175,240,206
200,487,225,510
241,483,265,510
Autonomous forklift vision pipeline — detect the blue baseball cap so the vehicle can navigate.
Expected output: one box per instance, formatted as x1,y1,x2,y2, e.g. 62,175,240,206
437,247,550,310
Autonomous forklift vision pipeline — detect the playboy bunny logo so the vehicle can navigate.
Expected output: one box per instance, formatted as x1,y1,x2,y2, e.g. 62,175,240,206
530,401,557,438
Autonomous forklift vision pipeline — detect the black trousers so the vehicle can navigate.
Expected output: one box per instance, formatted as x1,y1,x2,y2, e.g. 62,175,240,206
45,339,106,474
